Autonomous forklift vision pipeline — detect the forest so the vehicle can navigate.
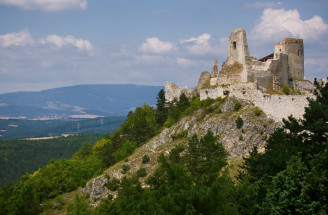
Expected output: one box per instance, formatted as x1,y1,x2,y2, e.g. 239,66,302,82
0,134,104,186
0,80,327,214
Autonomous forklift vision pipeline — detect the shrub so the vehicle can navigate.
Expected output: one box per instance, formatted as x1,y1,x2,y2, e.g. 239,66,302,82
121,164,130,174
236,117,244,129
234,102,242,111
142,154,150,164
171,130,188,140
114,141,137,162
254,108,263,116
239,134,244,141
136,168,147,178
282,85,290,95
107,177,120,191
163,116,176,128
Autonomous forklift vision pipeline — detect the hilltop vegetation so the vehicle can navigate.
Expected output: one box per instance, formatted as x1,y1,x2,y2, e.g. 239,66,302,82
0,80,327,214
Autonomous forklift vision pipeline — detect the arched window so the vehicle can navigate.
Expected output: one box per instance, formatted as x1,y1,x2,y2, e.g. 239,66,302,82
233,42,236,49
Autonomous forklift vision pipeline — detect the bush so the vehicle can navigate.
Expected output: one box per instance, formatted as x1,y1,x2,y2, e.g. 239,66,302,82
136,168,147,178
121,164,130,174
254,108,263,116
234,102,242,111
114,141,137,162
171,130,188,140
107,177,120,191
236,117,244,129
282,85,290,95
239,134,244,141
142,154,150,164
163,116,176,128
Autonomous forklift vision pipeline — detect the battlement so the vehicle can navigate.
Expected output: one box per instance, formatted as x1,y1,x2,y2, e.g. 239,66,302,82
275,38,303,46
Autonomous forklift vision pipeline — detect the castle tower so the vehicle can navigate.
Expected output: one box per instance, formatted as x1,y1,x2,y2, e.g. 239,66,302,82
218,28,249,85
226,28,250,66
274,38,304,80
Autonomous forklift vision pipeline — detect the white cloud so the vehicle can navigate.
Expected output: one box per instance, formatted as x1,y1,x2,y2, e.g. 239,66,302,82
139,37,174,54
0,29,34,47
180,33,211,55
243,2,283,9
39,34,93,53
0,0,87,11
252,8,328,41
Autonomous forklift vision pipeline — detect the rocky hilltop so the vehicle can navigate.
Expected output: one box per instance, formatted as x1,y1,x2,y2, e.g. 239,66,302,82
81,96,279,205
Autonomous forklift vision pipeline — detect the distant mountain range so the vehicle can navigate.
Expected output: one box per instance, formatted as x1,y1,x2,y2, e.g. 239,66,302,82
0,84,163,119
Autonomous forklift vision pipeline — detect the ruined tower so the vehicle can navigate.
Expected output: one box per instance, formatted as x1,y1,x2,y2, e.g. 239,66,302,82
274,38,304,80
226,28,250,66
218,28,250,85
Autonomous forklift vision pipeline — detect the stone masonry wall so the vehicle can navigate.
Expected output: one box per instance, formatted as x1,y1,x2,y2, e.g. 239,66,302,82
200,83,314,122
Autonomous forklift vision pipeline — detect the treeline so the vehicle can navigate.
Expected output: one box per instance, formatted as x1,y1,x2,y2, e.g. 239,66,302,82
0,134,104,186
68,80,328,214
0,116,125,140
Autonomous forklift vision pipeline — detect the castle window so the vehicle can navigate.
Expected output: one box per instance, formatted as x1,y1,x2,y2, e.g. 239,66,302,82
298,49,300,56
233,42,236,49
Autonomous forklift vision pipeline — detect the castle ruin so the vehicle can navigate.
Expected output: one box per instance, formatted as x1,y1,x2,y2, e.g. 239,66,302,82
165,28,316,122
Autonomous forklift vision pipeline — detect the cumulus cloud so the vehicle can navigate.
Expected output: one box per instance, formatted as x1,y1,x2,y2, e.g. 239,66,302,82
39,34,93,53
139,37,174,54
0,29,34,47
0,0,87,11
252,8,328,41
243,2,283,9
180,33,212,55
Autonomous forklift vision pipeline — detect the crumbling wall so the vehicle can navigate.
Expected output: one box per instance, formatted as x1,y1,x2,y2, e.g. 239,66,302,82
218,62,244,85
200,84,314,122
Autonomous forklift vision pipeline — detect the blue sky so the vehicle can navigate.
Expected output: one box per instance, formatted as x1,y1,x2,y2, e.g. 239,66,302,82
0,0,327,93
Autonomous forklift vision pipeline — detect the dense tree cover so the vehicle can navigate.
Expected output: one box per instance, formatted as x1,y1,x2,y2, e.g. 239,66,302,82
93,131,238,214
239,79,328,213
0,142,103,215
0,134,104,186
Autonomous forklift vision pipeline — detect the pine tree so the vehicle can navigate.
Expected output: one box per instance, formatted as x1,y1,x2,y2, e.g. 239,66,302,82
155,89,167,126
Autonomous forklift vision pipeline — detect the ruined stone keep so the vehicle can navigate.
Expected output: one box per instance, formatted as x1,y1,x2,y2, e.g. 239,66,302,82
165,28,315,122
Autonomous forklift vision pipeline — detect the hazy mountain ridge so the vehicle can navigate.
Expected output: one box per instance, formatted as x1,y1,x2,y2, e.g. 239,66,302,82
0,84,163,119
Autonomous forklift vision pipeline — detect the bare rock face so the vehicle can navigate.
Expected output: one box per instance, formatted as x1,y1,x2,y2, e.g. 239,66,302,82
172,97,279,157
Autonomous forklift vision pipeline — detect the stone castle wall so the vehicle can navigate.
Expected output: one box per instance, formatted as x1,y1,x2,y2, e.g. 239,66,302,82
200,83,314,122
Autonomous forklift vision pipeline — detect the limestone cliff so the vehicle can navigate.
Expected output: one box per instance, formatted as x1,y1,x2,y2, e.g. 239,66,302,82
81,96,279,205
